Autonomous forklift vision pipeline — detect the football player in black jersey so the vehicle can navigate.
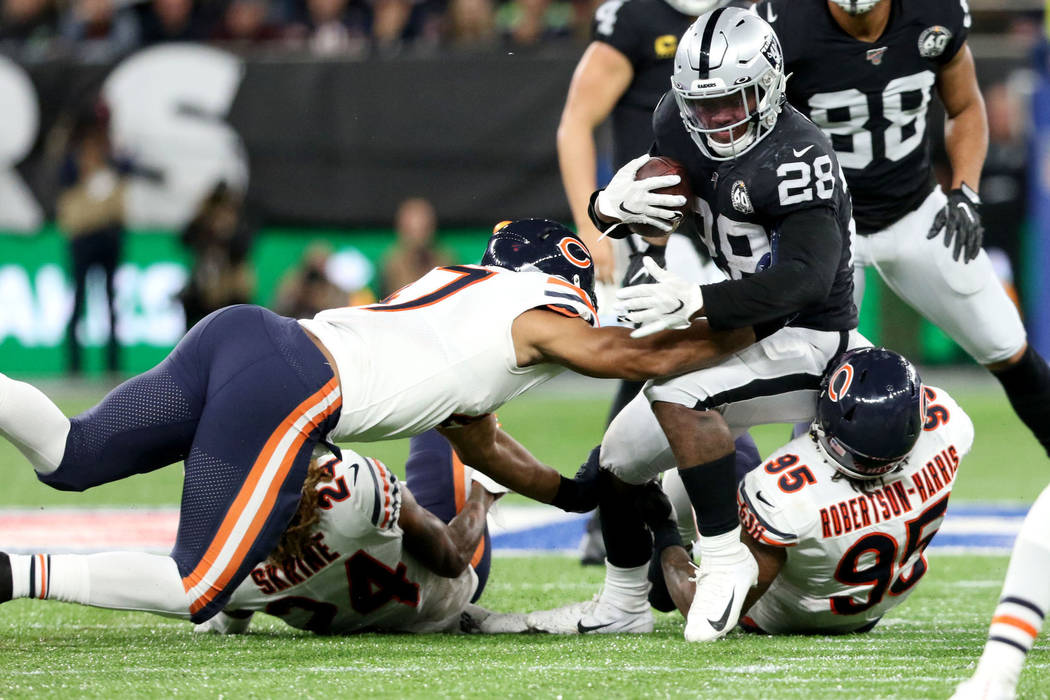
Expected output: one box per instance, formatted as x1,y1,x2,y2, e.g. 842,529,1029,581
527,7,868,642
559,0,725,285
558,0,763,566
756,0,1050,468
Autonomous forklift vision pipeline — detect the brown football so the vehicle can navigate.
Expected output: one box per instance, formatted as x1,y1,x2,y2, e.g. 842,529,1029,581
628,156,693,238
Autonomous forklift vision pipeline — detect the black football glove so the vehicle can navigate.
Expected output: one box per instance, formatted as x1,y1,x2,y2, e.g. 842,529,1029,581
927,184,983,263
633,479,673,528
616,243,669,327
550,446,601,513
621,242,668,288
633,480,683,554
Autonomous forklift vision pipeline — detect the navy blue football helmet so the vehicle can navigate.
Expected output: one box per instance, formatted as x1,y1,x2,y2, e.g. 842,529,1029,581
815,347,924,480
482,219,597,308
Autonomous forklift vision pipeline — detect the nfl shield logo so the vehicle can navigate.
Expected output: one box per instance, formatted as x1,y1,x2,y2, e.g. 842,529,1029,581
866,47,887,65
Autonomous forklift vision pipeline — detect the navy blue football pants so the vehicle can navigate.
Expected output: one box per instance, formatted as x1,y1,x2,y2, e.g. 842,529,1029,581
405,430,492,603
38,305,341,622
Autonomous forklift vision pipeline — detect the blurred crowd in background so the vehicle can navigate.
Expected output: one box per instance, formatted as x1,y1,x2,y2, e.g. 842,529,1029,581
1,0,1041,62
0,0,1046,375
0,0,599,60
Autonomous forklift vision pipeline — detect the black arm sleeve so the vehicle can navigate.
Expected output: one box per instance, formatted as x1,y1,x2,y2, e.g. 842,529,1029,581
587,189,634,240
701,207,842,330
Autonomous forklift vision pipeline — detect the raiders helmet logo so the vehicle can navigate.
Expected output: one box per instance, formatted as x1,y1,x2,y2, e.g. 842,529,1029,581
731,180,753,214
760,34,782,70
918,26,952,58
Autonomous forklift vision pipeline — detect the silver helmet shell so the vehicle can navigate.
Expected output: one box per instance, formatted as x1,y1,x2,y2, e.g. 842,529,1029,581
671,6,786,160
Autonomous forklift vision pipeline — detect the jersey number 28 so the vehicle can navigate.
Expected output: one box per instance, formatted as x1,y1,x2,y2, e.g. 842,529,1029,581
777,154,838,206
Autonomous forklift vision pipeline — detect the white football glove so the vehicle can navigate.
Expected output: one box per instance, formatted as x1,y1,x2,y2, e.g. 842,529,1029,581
596,154,687,234
615,256,704,338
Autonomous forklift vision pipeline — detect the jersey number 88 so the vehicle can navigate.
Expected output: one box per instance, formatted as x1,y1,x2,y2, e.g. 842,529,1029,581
806,71,936,170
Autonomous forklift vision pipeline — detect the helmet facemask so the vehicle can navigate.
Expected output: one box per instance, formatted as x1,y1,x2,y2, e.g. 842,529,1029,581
675,81,768,159
813,423,908,481
828,0,882,16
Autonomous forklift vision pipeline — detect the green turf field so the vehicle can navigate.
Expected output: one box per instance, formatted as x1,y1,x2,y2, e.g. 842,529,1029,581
0,375,1048,698
0,555,1046,698
2,373,1047,506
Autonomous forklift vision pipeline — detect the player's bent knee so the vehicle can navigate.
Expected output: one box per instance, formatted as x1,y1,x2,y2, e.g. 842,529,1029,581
650,401,734,459
34,467,91,492
603,461,657,486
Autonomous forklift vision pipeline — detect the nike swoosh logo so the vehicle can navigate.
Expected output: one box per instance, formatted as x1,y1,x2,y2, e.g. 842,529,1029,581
619,202,643,216
765,4,777,22
792,145,814,157
756,490,774,508
670,300,684,314
707,591,735,632
577,619,616,633
628,267,649,285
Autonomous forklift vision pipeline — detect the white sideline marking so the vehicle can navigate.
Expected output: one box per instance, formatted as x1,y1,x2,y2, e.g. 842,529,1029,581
0,504,1028,554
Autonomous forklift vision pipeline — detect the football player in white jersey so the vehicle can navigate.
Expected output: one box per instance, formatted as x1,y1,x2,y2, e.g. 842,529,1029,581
649,347,973,635
2,430,522,635
951,494,1050,700
0,217,757,626
529,348,974,638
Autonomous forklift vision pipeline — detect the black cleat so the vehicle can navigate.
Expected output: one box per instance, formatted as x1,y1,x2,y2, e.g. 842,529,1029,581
0,552,11,603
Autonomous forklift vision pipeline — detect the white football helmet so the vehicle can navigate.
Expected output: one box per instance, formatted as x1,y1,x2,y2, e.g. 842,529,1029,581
671,6,786,160
663,0,729,19
828,0,882,15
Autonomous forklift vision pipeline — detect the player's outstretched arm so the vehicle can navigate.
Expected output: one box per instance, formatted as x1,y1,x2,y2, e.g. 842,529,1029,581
558,41,634,284
436,415,598,513
399,483,499,579
513,307,755,381
619,209,843,334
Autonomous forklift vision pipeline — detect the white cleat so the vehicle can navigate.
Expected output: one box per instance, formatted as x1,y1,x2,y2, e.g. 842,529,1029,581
526,598,597,634
526,595,652,634
683,543,758,642
460,604,529,634
949,675,1017,700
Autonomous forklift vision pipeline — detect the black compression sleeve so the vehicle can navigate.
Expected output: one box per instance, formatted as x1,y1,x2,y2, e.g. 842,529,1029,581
701,207,842,330
587,190,615,233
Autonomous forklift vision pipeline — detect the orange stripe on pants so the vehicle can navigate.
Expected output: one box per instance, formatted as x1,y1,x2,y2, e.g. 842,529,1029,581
182,379,340,608
188,394,340,613
450,450,486,568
